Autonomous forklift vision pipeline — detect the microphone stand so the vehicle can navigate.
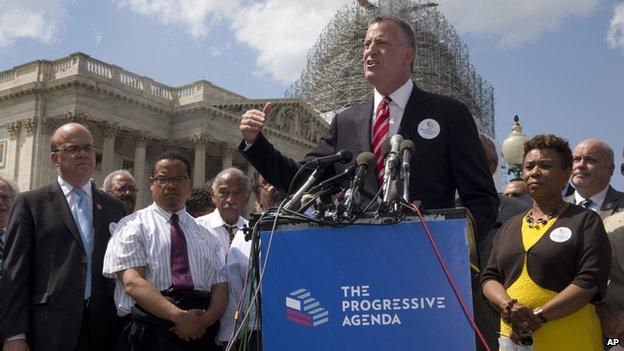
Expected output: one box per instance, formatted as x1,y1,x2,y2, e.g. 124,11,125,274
283,167,321,211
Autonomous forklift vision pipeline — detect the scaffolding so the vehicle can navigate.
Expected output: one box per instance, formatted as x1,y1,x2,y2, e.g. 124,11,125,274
285,0,495,137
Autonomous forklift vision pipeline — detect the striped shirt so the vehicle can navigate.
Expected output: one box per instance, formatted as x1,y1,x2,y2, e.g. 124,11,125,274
103,203,227,316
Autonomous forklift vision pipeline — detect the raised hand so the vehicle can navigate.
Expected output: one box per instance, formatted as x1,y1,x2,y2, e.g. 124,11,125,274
240,102,273,144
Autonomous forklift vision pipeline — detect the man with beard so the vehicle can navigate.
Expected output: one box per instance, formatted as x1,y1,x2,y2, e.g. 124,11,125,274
566,139,624,220
103,170,138,213
103,151,227,350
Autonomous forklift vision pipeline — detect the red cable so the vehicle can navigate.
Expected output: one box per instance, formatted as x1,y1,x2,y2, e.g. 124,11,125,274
409,203,492,351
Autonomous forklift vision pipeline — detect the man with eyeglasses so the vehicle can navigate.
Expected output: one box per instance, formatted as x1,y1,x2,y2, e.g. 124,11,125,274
1,123,126,351
103,151,227,351
103,170,138,213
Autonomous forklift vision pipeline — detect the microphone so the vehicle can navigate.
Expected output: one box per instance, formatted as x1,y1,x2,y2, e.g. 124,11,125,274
284,150,353,211
381,134,403,204
345,151,377,215
400,140,415,203
309,150,352,167
308,165,356,194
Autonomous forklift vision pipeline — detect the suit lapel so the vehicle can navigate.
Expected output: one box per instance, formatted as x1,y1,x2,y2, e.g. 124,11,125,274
48,182,86,253
600,186,621,217
92,184,105,243
355,101,374,152
397,83,430,138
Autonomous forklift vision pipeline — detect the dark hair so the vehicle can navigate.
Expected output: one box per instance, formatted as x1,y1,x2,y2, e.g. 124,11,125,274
185,186,215,217
523,134,573,169
152,150,192,177
369,16,416,51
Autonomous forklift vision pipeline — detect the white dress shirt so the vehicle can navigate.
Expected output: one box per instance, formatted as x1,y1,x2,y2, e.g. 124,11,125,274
103,203,226,316
371,79,414,138
196,209,248,259
217,230,257,343
574,185,609,212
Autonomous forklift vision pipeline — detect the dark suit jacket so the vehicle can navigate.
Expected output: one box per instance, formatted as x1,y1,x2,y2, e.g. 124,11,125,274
565,185,624,220
241,83,499,240
0,181,125,351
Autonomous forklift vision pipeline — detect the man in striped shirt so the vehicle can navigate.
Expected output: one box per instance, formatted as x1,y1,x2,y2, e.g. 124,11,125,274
103,151,228,350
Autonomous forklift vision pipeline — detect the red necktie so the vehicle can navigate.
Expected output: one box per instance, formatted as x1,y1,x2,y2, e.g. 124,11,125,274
170,213,194,291
372,96,391,184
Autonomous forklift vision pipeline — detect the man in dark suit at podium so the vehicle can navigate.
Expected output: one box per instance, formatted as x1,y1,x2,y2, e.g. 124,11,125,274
238,16,498,239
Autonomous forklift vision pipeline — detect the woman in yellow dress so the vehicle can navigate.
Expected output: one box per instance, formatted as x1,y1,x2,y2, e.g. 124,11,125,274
481,134,611,350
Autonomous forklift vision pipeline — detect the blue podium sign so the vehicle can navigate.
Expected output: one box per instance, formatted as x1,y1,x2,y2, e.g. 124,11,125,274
260,219,476,351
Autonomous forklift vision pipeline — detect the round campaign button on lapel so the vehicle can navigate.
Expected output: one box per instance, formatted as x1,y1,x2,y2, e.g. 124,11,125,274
550,227,572,243
417,118,440,139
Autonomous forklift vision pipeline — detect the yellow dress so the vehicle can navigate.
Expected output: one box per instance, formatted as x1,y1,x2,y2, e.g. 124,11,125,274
499,217,603,351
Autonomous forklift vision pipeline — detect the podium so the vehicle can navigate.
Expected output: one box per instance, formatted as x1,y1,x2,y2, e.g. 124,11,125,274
258,209,477,351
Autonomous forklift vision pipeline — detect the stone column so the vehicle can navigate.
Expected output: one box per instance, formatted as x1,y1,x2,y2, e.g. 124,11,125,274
190,132,210,187
5,121,21,182
18,118,38,192
40,118,59,185
221,143,234,170
101,121,120,179
133,131,151,208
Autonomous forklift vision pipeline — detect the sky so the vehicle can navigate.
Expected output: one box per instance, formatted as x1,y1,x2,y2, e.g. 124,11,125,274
1,0,624,189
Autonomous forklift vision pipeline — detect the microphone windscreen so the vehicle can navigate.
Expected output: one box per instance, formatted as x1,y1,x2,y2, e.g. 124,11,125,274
390,134,404,147
400,139,415,153
337,149,353,163
356,151,377,170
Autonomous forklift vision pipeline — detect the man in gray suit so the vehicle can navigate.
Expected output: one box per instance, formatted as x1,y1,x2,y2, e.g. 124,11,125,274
567,139,624,220
475,134,529,351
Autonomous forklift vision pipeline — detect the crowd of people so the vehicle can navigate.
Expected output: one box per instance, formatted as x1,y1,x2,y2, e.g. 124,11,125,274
0,14,622,351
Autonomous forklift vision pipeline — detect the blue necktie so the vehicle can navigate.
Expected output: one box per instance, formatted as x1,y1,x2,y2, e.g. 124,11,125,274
72,187,93,299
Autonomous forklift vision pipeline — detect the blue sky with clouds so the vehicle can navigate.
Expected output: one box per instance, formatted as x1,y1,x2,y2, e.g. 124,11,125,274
1,0,624,189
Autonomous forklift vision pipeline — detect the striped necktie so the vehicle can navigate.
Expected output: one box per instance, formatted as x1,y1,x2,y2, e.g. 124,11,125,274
225,224,237,244
372,96,391,184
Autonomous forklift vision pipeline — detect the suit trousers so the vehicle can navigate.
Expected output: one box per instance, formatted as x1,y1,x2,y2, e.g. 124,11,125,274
73,299,92,351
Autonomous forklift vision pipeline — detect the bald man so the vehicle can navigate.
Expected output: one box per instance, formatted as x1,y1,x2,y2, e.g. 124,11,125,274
566,139,624,220
1,123,125,351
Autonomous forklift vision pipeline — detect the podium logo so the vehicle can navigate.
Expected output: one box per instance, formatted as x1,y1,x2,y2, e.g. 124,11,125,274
285,288,329,327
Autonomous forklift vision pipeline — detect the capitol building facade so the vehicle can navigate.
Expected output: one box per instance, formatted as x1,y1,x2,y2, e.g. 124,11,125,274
0,52,328,208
